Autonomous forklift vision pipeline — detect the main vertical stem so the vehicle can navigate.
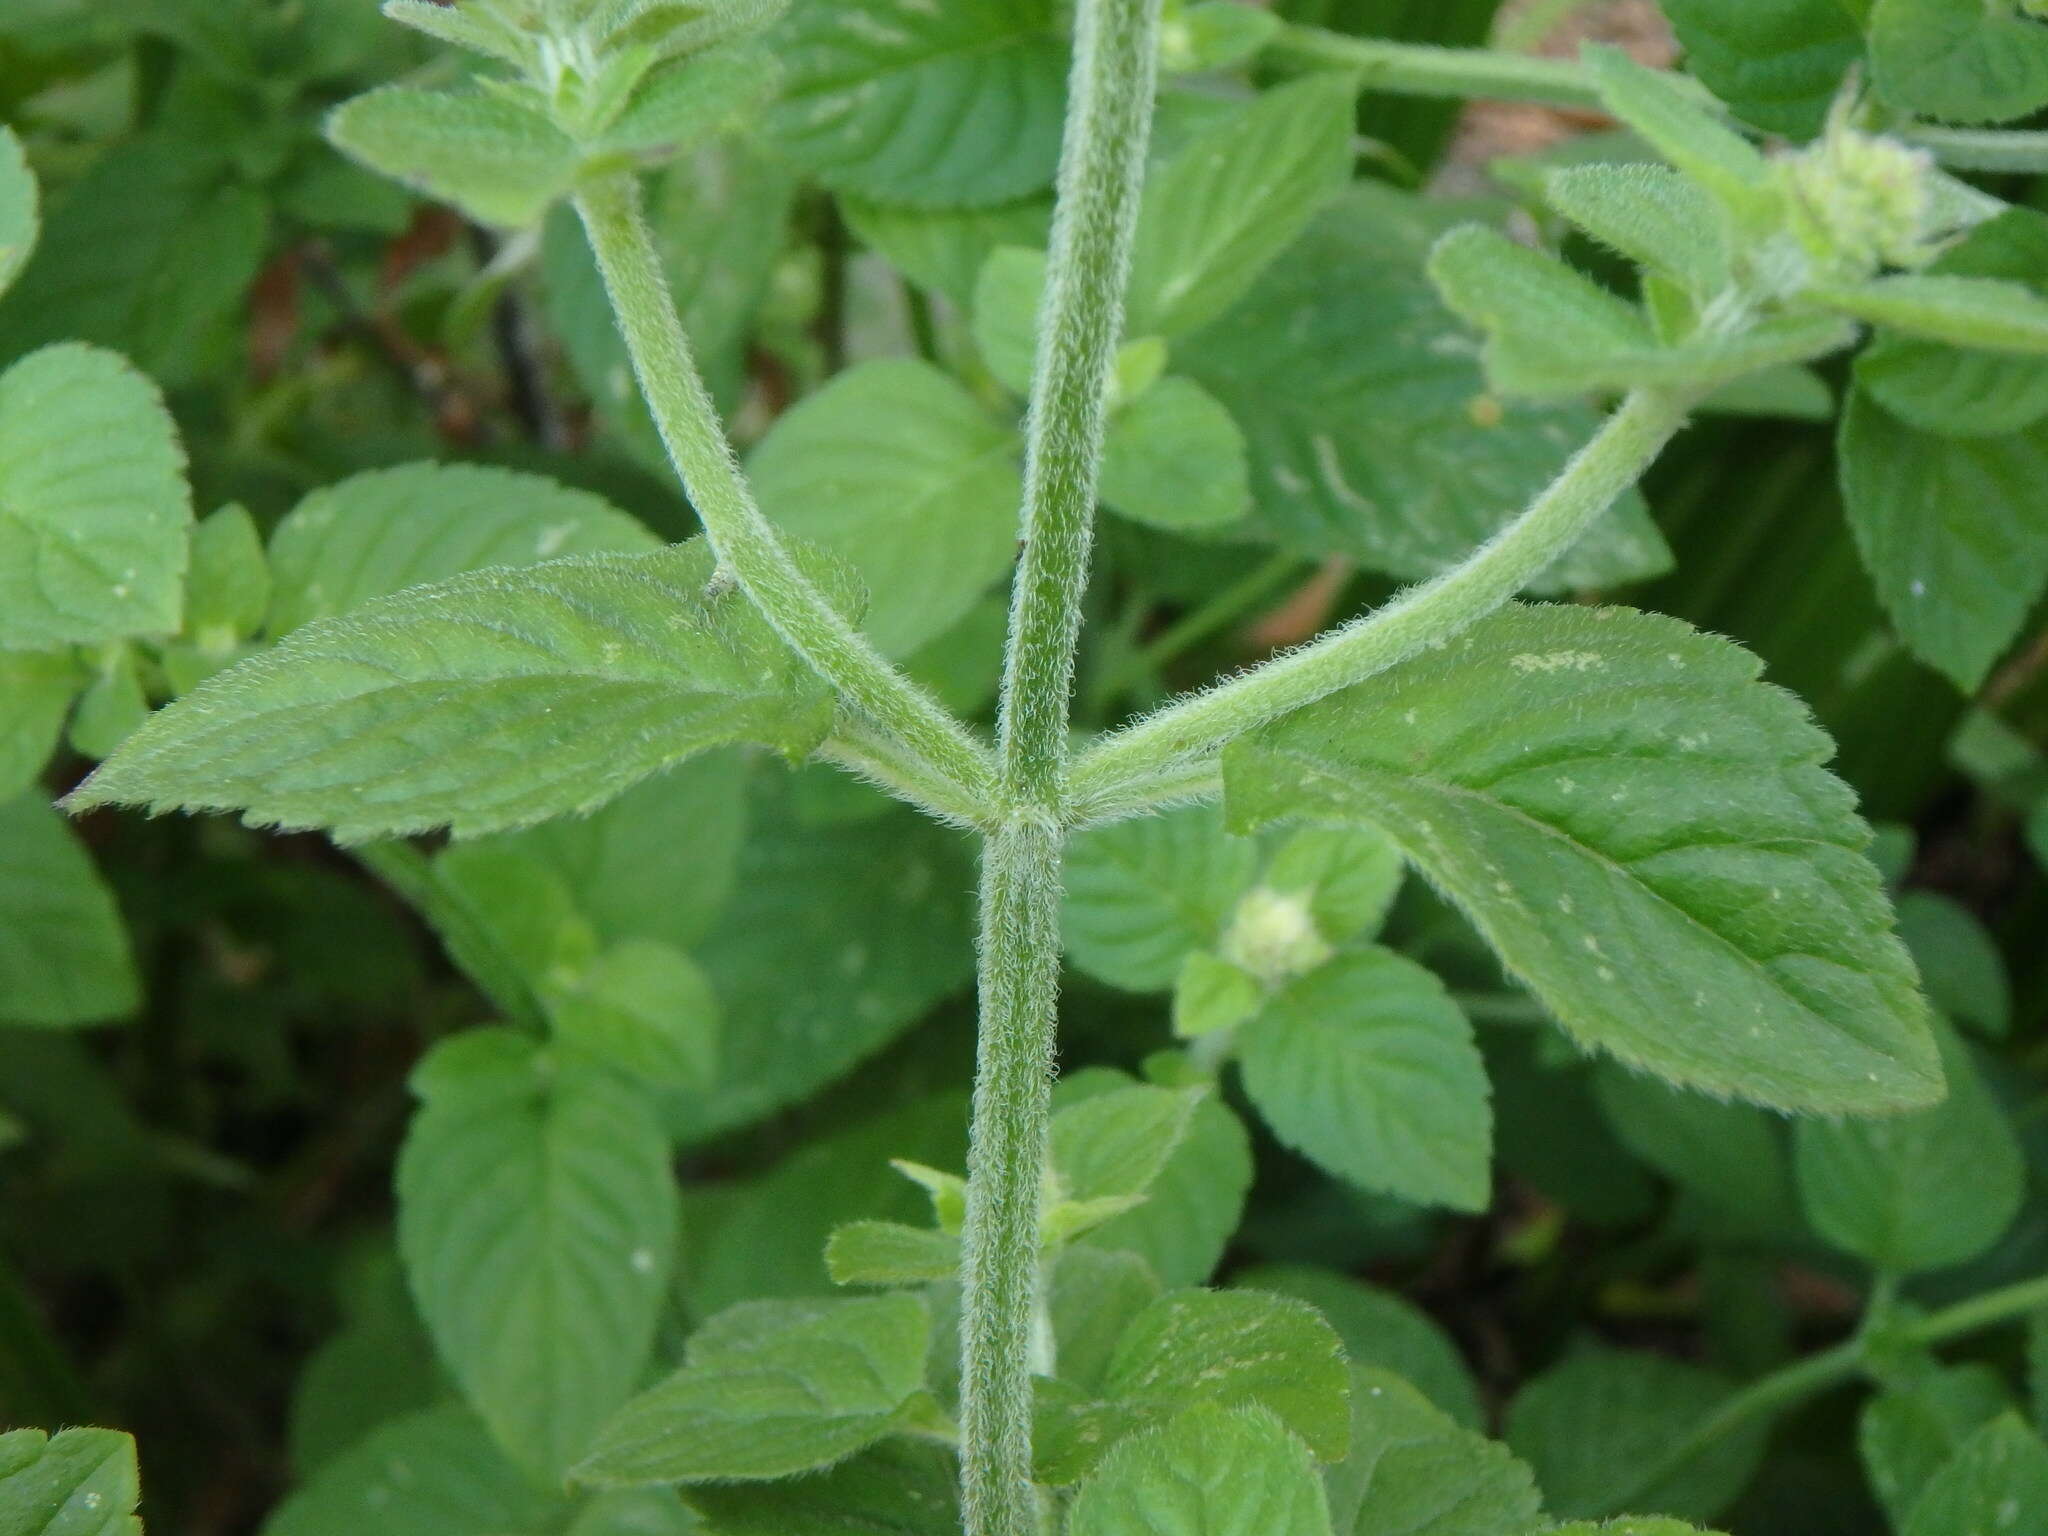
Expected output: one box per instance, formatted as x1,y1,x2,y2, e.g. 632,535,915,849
959,2,1162,1533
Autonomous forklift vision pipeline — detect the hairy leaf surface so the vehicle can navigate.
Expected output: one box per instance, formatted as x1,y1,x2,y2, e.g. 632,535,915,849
1324,1368,1540,1536
1065,1403,1333,1536
0,1427,140,1536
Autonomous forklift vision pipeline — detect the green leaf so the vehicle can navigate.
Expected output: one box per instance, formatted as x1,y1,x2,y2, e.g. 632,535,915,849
1658,0,1866,138
66,649,147,762
1235,1269,1482,1431
1507,1345,1768,1522
71,541,848,842
326,87,580,227
971,244,1047,397
1173,950,1263,1040
398,1029,679,1479
842,194,1053,309
289,1249,448,1476
1542,1524,1729,1536
1903,1417,2048,1536
1262,824,1406,945
1870,0,2048,125
1591,1065,1801,1233
1238,949,1491,1212
1104,1289,1352,1463
0,344,191,652
543,940,721,1092
1224,603,1941,1115
0,653,80,802
763,0,1066,206
574,1294,931,1485
1543,164,1731,297
1161,2,1283,75
267,463,658,635
1051,1084,1206,1206
568,1490,702,1536
1101,377,1252,532
1075,1088,1252,1288
1126,74,1357,340
683,1441,960,1535
825,1221,960,1286
1066,1403,1333,1536
1812,276,2048,355
1856,210,2048,439
1860,1364,2011,1527
0,1427,140,1536
265,1405,567,1536
0,795,138,1028
597,42,780,159
1050,1247,1163,1393
383,0,535,68
1323,1367,1541,1536
185,505,270,647
1176,186,1672,591
0,126,37,300
748,358,1021,656
1063,801,1260,992
1794,1022,2024,1273
1581,44,1770,215
1895,891,2010,1038
1839,387,2048,691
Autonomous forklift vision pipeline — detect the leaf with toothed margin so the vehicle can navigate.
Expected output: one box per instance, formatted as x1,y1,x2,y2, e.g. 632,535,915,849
1222,604,1941,1116
67,538,857,843
1065,1403,1334,1536
0,1427,141,1536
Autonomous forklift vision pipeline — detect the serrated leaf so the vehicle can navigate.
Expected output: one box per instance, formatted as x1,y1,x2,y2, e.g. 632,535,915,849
1794,1022,2024,1273
1659,0,1866,138
971,244,1046,397
1811,276,2048,355
1857,210,2048,438
1178,186,1670,588
1050,1084,1205,1206
0,126,37,299
1104,1289,1351,1463
1063,801,1260,992
1507,1345,1768,1522
543,939,721,1092
267,463,658,635
1238,949,1491,1212
0,795,138,1028
0,1427,140,1536
1236,1268,1482,1431
748,358,1020,656
763,0,1066,207
398,1029,678,1479
1071,1082,1252,1287
0,653,80,801
1544,164,1731,297
1581,45,1770,215
1839,386,2048,690
382,0,536,69
327,86,580,227
598,42,779,158
265,1404,566,1536
825,1221,960,1286
575,1294,931,1485
1861,1364,2011,1526
1101,376,1251,532
0,344,191,651
1224,604,1940,1115
1903,1417,2048,1536
1126,74,1357,339
1870,0,2048,125
1066,1403,1333,1536
682,1441,960,1535
1324,1368,1541,1536
71,541,847,842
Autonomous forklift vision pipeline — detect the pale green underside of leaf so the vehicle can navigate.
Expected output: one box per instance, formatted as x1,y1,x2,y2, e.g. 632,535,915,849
70,541,850,842
0,794,139,1028
1225,604,1940,1115
326,86,579,227
748,357,1021,656
1870,0,2048,125
1067,1403,1334,1536
398,1029,679,1481
1839,387,2048,691
1544,163,1731,297
826,1219,960,1285
1176,185,1671,591
267,462,659,634
0,125,37,299
0,1427,141,1536
1239,948,1492,1212
1324,1367,1541,1536
0,343,191,651
763,0,1067,207
1581,44,1768,211
575,1294,931,1485
1810,276,2048,356
599,42,780,159
1659,0,1865,138
1794,1023,2024,1273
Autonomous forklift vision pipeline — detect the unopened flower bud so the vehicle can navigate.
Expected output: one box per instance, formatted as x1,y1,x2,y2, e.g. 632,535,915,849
1221,887,1333,987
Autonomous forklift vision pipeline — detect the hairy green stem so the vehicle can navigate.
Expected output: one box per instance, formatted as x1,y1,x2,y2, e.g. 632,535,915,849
1900,125,2048,175
818,711,990,830
572,176,996,809
1069,387,1695,811
960,1,1162,1532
